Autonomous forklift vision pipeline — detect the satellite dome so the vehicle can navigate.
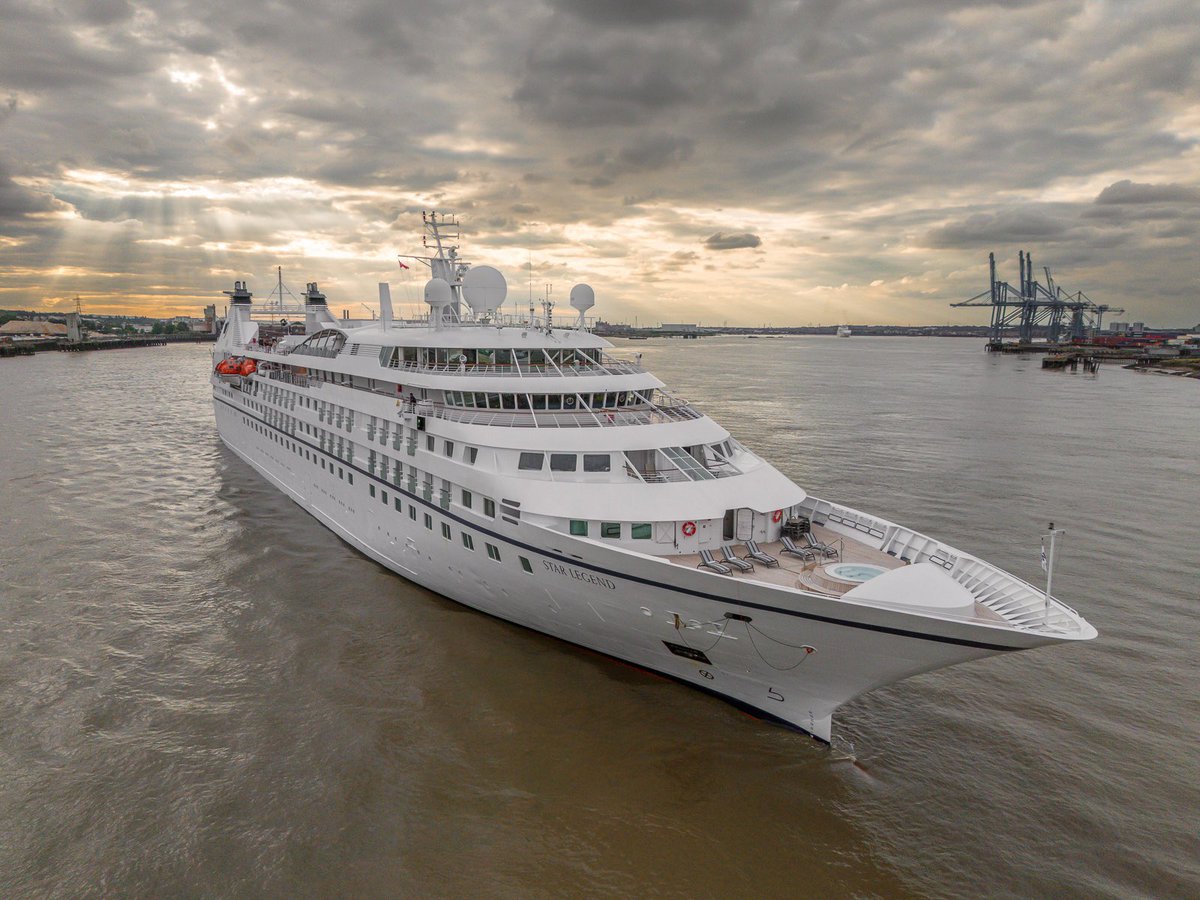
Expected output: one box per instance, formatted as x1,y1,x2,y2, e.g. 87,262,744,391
569,283,595,312
569,283,595,327
424,277,453,307
462,265,507,317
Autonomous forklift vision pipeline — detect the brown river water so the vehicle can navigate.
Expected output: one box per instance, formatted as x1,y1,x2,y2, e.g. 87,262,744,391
0,337,1197,898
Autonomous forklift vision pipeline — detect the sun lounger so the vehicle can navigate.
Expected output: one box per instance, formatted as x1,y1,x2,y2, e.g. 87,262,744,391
780,536,818,561
719,545,754,572
697,548,732,575
803,532,839,559
743,540,779,568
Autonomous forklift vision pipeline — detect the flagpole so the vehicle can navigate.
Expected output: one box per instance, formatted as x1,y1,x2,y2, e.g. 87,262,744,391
1044,522,1064,625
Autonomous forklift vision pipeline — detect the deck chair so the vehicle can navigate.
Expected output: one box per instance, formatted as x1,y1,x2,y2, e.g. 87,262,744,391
780,536,818,561
697,548,732,575
803,532,839,559
719,545,754,572
743,540,779,568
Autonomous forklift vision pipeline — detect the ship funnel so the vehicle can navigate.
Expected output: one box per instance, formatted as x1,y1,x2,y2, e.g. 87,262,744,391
304,282,336,333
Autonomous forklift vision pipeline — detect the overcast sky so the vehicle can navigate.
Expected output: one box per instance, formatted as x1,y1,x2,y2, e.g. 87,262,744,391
1,0,1197,325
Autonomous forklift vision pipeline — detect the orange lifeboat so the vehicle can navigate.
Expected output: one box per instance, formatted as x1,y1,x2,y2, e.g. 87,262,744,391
215,357,241,375
239,358,257,376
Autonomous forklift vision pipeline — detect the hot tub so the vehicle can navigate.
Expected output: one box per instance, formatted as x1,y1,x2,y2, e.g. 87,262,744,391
824,563,887,584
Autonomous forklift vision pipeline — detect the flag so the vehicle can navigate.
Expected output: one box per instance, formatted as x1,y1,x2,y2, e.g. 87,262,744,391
398,260,409,270
1040,540,1048,572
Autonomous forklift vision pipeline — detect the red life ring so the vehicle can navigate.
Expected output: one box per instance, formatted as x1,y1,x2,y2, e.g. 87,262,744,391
772,510,783,523
681,521,697,537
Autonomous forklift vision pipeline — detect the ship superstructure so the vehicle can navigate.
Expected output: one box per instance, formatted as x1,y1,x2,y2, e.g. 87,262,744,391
210,212,1096,743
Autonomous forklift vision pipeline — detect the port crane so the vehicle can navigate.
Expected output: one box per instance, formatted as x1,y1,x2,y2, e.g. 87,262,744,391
952,252,1124,346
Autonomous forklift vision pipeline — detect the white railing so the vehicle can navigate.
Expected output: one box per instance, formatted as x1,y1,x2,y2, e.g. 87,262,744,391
797,496,1087,634
415,401,702,429
384,356,643,377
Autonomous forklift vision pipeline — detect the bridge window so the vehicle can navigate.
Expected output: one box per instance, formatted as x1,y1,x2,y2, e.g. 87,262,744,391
601,522,621,539
631,523,652,540
519,452,544,471
550,454,577,472
569,520,588,536
583,454,610,473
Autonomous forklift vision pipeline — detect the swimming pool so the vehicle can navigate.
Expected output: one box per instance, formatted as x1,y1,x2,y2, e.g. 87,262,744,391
824,563,888,583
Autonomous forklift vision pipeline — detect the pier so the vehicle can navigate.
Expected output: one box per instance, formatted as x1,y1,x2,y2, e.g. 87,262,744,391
0,332,216,359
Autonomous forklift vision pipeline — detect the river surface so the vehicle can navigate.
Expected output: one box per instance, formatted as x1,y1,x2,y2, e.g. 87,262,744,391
0,337,1197,898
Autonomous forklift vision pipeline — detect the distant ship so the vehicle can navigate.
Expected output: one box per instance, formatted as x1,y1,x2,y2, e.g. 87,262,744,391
210,212,1096,743
837,324,852,338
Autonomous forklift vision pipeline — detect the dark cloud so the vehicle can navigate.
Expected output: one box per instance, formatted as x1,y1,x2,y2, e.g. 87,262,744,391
924,208,1081,248
1095,180,1200,204
704,232,761,250
551,0,751,28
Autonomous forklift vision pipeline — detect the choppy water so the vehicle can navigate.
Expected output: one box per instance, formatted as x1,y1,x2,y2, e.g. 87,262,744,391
0,338,1196,898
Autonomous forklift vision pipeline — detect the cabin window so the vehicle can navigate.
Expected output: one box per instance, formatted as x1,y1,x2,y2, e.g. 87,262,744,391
583,454,610,473
569,520,588,536
520,556,533,573
461,489,473,509
550,454,577,472
483,498,495,518
486,543,501,561
631,523,652,540
409,507,417,521
443,440,454,457
369,484,376,497
394,497,402,511
465,447,478,465
426,435,435,451
441,522,452,540
601,522,621,539
462,533,474,550
518,452,544,471
424,513,433,530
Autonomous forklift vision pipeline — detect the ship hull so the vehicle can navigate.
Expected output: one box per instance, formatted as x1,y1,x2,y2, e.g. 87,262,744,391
214,389,1049,742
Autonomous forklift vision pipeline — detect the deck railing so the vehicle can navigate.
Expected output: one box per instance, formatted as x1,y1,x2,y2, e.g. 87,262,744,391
415,401,701,429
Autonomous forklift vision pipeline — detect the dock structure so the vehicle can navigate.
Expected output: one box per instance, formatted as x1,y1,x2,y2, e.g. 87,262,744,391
952,252,1124,347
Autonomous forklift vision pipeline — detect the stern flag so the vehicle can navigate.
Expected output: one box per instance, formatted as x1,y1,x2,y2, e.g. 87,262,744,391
398,260,409,270
1040,540,1048,572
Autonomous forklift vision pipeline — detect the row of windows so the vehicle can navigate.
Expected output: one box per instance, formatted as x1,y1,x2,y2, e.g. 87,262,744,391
384,346,606,368
443,391,640,411
570,520,653,540
243,404,658,551
366,480,530,571
518,452,611,473
245,415,356,484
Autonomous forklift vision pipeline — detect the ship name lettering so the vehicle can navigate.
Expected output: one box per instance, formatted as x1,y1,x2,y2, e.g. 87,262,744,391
543,560,616,590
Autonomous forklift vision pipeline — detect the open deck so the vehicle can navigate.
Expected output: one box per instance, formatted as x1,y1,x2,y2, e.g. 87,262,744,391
667,525,1009,625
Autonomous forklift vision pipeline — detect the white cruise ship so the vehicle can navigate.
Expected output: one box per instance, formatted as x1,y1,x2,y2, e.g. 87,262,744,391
210,212,1096,743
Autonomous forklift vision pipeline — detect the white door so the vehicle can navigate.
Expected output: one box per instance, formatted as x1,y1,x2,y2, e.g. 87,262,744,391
735,508,754,540
655,521,676,545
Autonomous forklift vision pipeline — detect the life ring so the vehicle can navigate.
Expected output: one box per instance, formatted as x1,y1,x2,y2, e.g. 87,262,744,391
772,509,783,523
681,521,697,537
